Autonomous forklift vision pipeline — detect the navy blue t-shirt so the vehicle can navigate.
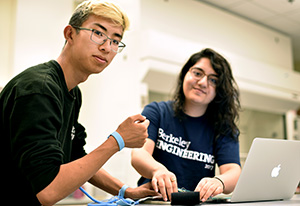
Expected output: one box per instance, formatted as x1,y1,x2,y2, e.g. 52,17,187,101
138,101,240,191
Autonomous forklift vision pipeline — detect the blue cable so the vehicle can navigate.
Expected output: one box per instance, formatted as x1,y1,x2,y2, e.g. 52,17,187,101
79,186,139,206
79,187,102,204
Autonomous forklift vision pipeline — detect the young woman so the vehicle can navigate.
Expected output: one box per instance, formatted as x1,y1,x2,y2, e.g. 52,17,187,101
131,48,241,202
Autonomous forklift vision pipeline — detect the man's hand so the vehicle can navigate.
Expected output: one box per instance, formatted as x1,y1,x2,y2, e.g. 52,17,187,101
125,182,160,199
116,114,149,148
152,169,178,201
195,177,224,202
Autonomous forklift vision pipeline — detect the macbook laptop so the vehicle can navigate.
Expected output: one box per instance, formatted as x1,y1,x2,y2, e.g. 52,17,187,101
213,137,300,203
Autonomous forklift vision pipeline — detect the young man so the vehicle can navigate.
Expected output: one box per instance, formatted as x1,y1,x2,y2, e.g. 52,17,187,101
0,1,157,205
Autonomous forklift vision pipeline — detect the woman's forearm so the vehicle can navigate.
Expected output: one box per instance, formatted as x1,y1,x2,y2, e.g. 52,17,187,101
218,163,241,193
131,148,168,179
131,139,168,179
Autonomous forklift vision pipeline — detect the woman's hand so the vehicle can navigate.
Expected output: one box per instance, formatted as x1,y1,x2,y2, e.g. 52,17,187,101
195,177,224,202
131,139,179,201
152,169,178,201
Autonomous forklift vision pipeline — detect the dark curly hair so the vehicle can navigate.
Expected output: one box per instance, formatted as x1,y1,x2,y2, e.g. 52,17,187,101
173,48,240,141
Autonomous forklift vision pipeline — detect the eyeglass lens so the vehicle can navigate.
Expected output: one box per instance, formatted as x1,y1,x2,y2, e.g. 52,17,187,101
190,68,218,86
91,30,124,53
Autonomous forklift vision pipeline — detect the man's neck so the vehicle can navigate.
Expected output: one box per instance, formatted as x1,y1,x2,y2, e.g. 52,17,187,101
56,54,89,91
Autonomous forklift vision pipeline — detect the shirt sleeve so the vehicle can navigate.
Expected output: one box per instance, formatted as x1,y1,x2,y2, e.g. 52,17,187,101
9,94,64,194
141,102,161,142
214,134,241,167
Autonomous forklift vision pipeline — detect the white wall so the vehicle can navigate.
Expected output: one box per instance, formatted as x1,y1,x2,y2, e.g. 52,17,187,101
0,0,16,86
12,0,73,76
139,0,293,71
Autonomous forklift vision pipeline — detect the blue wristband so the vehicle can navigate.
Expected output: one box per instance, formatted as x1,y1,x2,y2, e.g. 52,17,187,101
118,184,130,198
109,131,125,151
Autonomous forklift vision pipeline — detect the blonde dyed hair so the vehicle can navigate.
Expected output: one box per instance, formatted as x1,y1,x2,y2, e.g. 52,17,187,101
69,0,130,32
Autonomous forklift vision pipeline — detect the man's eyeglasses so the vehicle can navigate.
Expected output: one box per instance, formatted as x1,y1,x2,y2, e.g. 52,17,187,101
72,26,126,53
189,67,219,87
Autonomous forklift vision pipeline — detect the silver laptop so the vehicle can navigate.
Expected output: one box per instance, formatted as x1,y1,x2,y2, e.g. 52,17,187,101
215,137,300,203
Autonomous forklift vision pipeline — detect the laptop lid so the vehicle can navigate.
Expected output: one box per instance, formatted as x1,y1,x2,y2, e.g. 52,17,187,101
231,138,300,202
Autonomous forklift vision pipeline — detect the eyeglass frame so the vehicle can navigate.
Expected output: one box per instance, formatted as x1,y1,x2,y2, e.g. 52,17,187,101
189,67,219,87
72,26,126,53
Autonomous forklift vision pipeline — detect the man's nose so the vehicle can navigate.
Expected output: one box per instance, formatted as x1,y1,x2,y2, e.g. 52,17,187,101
99,39,111,53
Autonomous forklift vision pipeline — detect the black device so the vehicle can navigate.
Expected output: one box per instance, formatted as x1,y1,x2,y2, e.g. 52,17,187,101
171,192,200,205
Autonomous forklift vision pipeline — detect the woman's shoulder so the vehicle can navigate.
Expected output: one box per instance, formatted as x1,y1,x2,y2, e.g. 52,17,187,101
144,100,174,113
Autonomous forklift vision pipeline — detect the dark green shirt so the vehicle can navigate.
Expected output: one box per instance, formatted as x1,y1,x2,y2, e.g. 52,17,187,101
0,60,87,205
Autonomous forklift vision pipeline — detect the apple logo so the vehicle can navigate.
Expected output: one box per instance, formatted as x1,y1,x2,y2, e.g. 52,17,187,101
271,164,281,178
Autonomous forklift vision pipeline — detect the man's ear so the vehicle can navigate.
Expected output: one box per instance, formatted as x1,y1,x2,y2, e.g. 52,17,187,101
63,25,75,45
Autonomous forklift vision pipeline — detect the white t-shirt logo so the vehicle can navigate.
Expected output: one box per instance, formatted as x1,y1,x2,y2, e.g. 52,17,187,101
71,126,75,140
